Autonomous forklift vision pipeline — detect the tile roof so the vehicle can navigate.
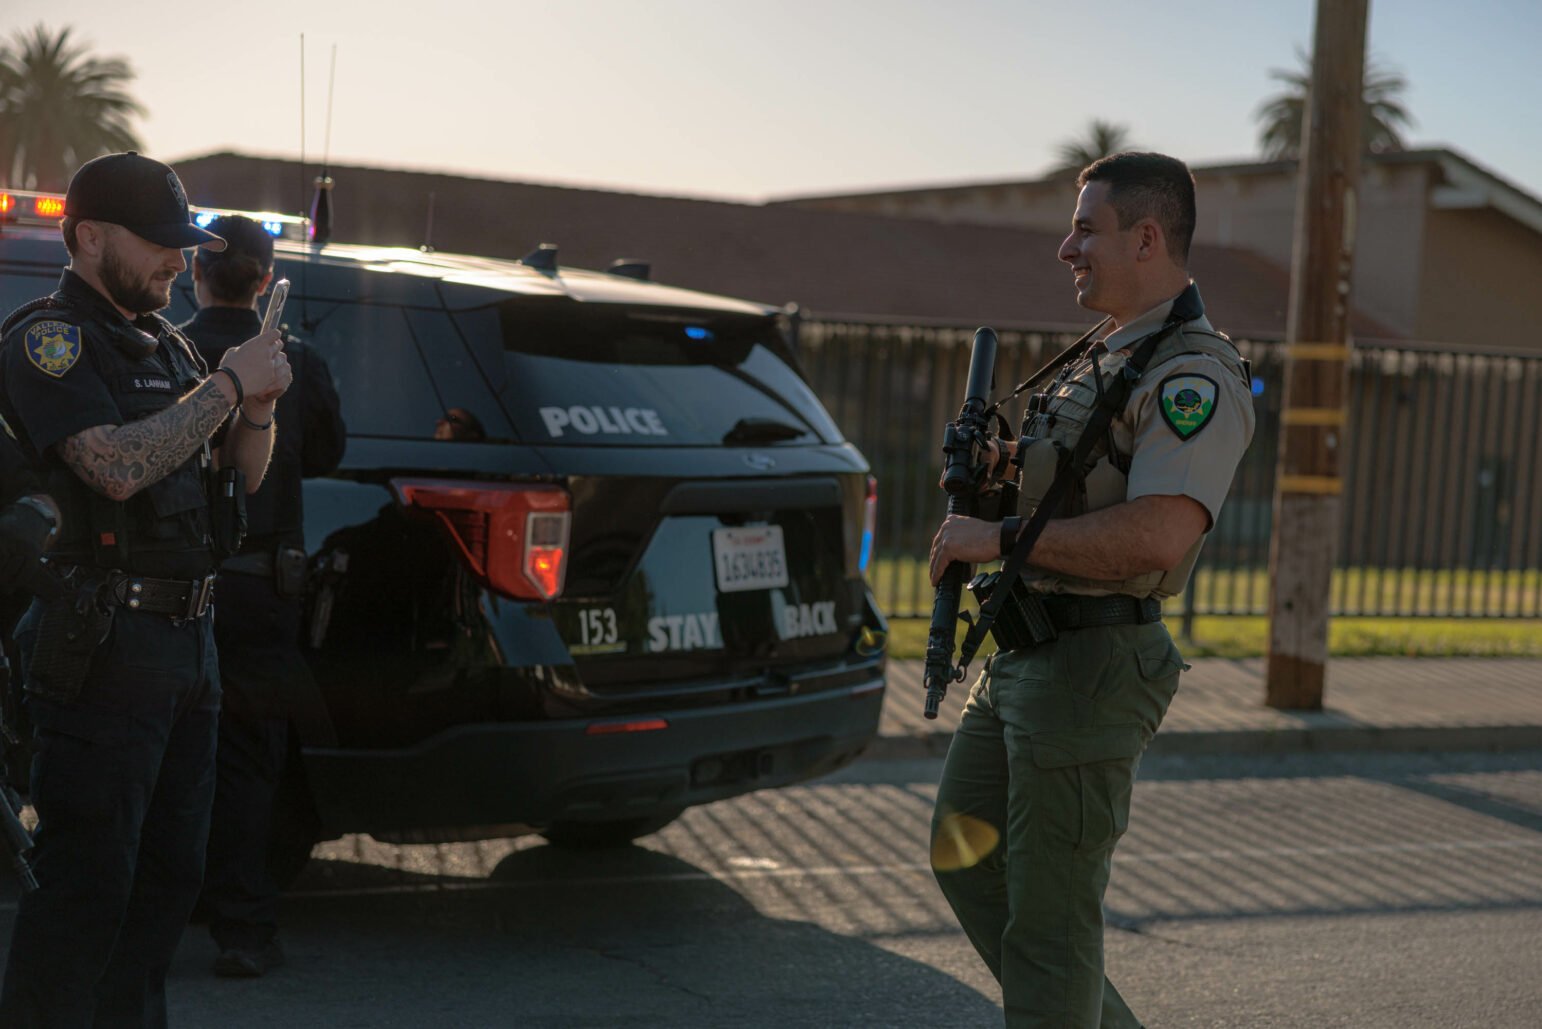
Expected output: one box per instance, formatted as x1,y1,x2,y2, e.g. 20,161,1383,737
173,152,1396,340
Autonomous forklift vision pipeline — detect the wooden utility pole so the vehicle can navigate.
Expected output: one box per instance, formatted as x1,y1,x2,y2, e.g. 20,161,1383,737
1265,0,1369,710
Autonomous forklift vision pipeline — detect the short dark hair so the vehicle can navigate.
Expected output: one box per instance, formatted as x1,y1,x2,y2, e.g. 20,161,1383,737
1078,152,1196,263
194,214,274,303
61,216,81,257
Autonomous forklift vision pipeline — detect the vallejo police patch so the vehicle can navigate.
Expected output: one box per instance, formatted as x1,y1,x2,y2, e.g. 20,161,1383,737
24,321,83,378
1158,373,1218,440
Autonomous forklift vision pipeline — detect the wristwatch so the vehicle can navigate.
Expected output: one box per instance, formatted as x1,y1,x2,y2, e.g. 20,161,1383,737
999,516,1023,558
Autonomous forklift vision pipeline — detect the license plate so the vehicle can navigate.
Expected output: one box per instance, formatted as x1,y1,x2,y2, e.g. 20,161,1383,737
712,526,790,593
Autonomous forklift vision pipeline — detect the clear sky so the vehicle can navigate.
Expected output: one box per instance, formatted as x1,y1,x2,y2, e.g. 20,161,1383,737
10,0,1541,202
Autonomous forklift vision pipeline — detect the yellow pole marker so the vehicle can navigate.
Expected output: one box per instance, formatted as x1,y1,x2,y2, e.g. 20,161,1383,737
1285,343,1351,360
1279,408,1347,426
1278,474,1343,495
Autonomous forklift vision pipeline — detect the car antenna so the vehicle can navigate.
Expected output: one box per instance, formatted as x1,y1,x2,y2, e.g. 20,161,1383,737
421,190,435,252
308,43,337,247
297,33,312,330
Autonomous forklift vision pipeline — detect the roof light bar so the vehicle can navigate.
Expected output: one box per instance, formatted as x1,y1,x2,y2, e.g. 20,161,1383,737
0,189,65,227
190,205,309,242
0,188,310,243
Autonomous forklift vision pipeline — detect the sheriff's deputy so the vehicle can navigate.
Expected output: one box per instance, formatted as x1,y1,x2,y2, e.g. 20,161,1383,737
181,213,346,979
927,152,1256,1029
0,151,292,1028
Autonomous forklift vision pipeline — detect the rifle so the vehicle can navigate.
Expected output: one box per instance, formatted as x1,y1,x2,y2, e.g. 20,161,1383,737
0,654,38,893
921,319,1111,719
922,328,998,720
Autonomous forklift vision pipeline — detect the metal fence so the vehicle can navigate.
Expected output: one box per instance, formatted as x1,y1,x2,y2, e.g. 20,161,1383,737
797,319,1542,622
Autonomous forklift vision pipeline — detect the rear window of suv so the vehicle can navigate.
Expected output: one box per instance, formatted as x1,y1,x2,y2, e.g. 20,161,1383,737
447,299,844,447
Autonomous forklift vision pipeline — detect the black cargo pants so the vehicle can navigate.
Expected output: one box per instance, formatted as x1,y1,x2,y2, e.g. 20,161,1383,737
0,604,219,1029
201,570,303,953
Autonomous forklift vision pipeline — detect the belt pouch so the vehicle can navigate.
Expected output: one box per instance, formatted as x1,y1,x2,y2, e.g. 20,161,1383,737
967,571,1057,652
274,545,308,599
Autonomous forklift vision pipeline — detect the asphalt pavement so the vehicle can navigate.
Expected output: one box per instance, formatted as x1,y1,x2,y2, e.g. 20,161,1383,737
879,656,1542,758
2,657,1540,1026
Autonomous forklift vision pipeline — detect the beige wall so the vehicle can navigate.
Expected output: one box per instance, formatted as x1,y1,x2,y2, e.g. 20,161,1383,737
1191,164,1431,339
1418,206,1542,349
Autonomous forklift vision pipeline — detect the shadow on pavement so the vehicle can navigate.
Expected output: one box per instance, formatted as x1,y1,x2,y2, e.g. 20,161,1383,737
146,841,1001,1028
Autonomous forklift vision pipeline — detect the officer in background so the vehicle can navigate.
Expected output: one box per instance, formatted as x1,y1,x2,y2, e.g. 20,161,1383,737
0,152,291,1027
0,418,60,595
181,214,346,978
927,153,1255,1028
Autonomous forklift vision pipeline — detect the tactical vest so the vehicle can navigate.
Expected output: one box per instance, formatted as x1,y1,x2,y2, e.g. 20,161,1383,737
0,294,218,580
1016,321,1248,599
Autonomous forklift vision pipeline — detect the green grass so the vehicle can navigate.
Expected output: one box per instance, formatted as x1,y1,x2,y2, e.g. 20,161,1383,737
868,556,1542,621
882,614,1542,661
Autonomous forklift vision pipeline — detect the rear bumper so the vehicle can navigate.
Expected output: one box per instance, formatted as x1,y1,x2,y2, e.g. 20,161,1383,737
302,671,886,835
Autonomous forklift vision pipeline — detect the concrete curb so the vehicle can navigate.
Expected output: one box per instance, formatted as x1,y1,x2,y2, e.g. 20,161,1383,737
863,724,1542,761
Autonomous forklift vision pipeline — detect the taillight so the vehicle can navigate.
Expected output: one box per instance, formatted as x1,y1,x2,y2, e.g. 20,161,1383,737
860,474,877,574
392,479,571,600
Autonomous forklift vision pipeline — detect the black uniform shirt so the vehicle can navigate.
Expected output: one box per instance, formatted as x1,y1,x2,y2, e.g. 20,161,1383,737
1,271,217,579
180,306,346,549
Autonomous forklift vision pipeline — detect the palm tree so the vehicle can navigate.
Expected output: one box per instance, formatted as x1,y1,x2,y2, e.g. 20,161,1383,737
0,25,145,191
1048,119,1136,179
1256,49,1414,160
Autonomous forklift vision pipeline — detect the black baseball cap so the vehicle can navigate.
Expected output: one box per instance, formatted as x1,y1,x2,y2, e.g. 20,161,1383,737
198,214,275,268
64,151,226,251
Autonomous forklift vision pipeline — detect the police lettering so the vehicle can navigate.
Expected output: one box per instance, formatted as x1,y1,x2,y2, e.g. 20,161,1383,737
539,405,668,439
779,601,837,641
646,612,722,653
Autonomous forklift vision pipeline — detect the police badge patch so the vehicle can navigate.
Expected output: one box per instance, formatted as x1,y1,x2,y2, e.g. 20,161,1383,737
24,321,83,378
1158,373,1218,440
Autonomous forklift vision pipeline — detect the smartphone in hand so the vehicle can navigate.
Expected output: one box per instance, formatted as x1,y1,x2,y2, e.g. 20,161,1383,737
261,278,291,334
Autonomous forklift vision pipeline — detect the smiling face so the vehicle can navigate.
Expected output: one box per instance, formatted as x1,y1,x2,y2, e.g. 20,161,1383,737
1057,181,1145,323
88,223,187,316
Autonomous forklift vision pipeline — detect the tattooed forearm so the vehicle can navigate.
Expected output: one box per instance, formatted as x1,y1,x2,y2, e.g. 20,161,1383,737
58,379,233,501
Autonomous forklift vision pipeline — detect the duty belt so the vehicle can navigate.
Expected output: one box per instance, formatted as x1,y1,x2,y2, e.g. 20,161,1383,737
108,572,216,620
968,574,1163,653
1038,593,1163,631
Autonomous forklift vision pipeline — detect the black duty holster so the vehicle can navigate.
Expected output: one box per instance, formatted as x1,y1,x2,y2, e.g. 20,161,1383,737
967,571,1058,651
24,579,114,704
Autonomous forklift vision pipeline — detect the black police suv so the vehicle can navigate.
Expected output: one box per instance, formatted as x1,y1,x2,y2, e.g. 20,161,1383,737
0,192,886,872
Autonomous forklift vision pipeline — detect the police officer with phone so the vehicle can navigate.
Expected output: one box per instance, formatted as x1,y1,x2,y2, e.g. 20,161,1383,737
181,214,346,978
0,152,291,1027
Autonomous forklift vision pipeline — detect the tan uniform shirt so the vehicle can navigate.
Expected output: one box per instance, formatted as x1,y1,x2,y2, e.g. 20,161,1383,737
1085,295,1256,527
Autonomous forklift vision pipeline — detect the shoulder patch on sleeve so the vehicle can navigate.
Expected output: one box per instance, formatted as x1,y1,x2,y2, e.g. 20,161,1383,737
23,321,83,378
1158,372,1218,440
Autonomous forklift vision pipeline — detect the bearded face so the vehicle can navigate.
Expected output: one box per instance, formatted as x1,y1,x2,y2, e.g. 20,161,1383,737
96,226,184,315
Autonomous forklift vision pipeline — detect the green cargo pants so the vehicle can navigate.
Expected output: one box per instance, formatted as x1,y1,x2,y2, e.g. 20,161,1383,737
931,622,1185,1028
